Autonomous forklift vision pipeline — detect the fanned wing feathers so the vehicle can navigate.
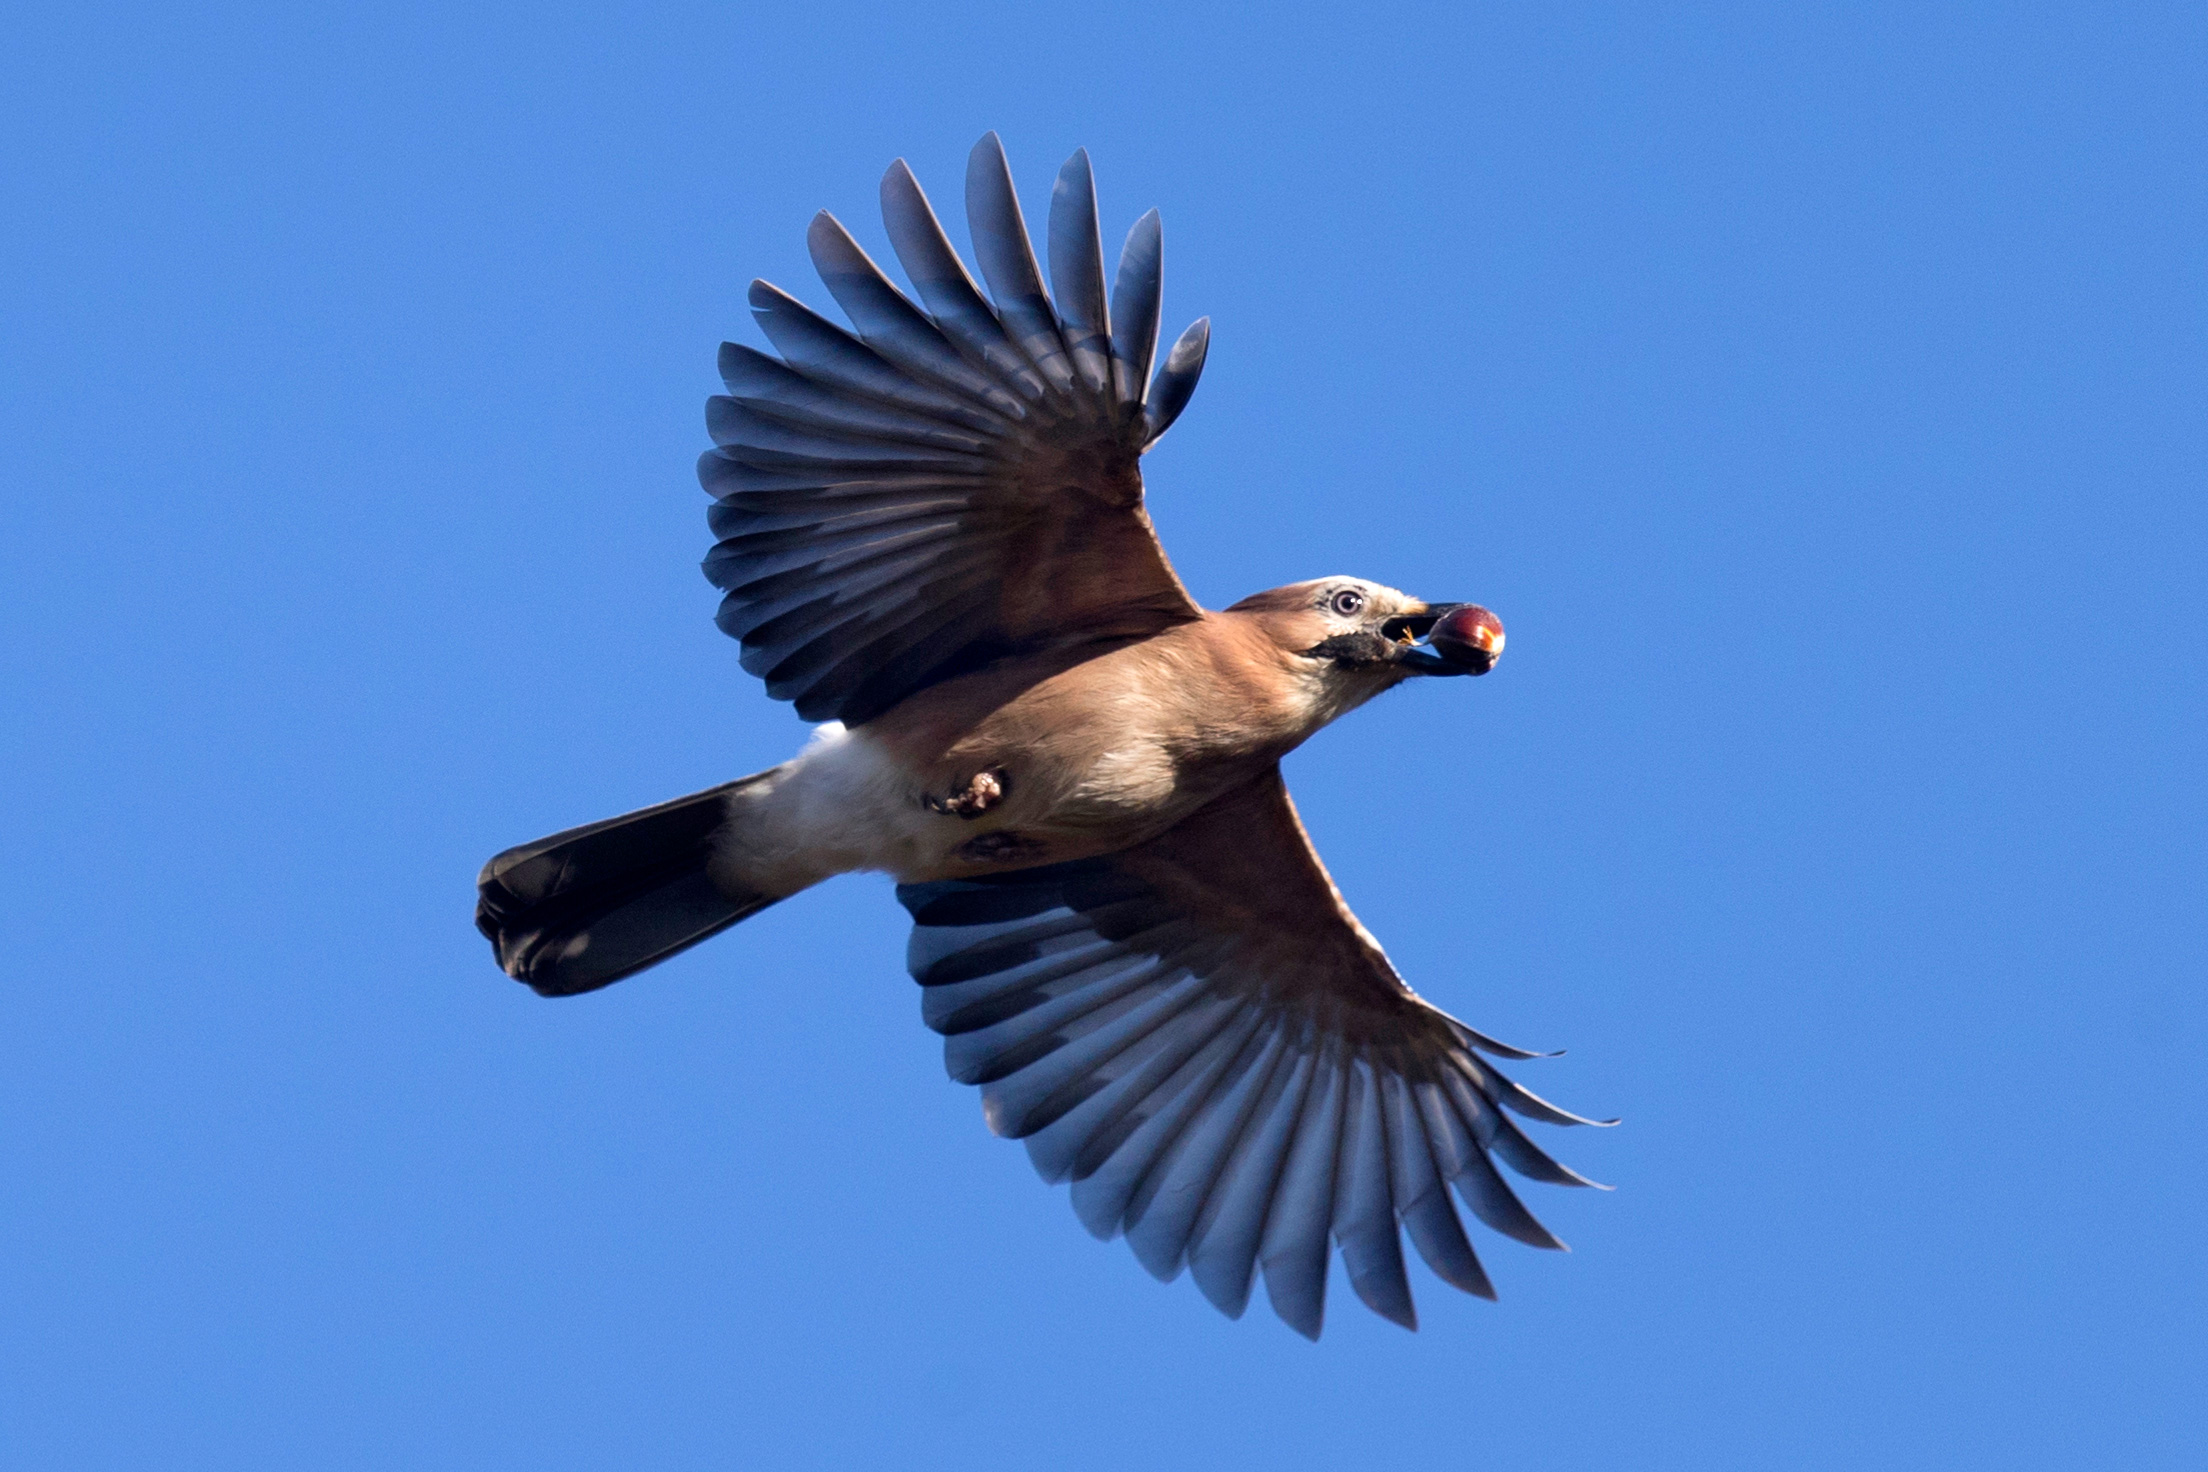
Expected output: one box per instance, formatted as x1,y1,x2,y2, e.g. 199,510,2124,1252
896,770,1611,1339
702,133,1211,724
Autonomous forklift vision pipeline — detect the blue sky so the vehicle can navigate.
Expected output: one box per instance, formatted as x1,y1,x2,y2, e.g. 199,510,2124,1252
4,2,2203,1467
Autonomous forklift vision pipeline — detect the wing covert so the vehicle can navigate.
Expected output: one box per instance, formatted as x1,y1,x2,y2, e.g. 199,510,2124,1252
702,134,1212,725
895,770,1612,1339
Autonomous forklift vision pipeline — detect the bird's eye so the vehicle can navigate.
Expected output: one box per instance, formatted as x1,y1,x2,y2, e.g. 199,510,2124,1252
1329,589,1366,617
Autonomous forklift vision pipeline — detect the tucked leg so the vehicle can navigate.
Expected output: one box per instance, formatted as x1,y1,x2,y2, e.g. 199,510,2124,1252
923,769,1009,819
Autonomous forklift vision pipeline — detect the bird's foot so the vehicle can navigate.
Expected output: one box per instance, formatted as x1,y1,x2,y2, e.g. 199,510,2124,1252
922,769,1008,819
957,831,1047,865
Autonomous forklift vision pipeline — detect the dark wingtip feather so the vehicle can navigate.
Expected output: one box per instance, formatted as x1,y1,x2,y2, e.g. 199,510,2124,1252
1490,1070,1619,1129
1047,147,1111,398
1451,1153,1570,1252
1109,209,1162,411
964,133,1074,392
1489,1117,1615,1191
1263,1262,1326,1341
1142,317,1209,445
1458,1026,1565,1061
1351,1272,1419,1332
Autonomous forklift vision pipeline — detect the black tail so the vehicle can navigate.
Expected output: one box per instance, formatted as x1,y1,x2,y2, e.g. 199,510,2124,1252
476,772,783,997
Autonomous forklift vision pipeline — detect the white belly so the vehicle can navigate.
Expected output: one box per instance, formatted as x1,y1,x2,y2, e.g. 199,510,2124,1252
711,722,963,892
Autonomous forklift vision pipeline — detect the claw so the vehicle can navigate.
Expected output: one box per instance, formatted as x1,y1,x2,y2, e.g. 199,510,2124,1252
923,769,1008,819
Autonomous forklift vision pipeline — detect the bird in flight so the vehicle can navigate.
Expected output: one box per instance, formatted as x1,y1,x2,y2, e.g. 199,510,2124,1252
477,134,1609,1338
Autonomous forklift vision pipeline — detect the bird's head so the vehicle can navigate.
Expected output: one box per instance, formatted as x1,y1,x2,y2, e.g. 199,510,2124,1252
1229,577,1504,711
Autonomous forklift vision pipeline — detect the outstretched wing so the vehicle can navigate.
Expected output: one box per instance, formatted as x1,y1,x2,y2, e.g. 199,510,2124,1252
895,770,1613,1339
702,133,1213,725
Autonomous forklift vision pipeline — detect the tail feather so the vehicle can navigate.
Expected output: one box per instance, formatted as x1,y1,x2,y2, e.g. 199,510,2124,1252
477,772,783,997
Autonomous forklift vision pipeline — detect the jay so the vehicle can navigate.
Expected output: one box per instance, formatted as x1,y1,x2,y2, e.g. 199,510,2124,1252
478,135,1607,1338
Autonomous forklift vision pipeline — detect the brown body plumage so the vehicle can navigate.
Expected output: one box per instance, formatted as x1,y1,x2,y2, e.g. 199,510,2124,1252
715,586,1428,894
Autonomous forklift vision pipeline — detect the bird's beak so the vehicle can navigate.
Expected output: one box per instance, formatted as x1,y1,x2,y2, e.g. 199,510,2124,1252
1381,602,1505,676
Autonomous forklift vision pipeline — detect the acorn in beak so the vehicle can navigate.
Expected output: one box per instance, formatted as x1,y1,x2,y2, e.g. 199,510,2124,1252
1384,603,1505,676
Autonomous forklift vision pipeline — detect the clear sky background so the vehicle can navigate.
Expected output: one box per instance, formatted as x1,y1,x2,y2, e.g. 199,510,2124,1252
5,3,2203,1467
